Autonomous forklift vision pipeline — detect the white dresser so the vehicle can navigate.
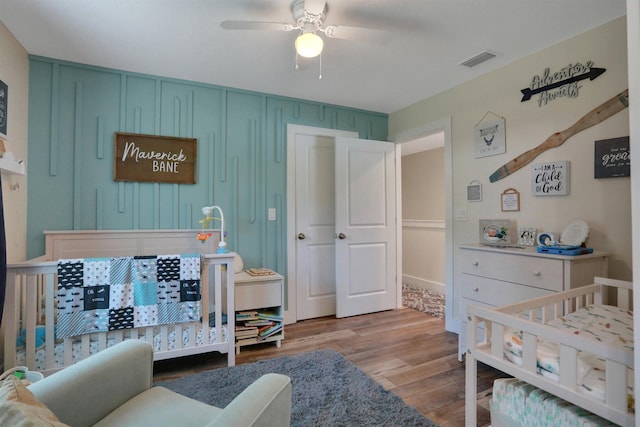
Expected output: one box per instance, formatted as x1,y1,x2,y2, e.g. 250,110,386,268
458,244,608,359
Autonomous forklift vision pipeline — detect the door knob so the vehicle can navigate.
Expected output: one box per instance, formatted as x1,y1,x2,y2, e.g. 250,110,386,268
297,233,306,240
337,233,346,240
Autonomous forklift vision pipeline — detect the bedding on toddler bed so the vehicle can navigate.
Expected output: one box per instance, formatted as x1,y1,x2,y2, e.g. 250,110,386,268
491,378,618,427
16,324,229,371
503,304,634,404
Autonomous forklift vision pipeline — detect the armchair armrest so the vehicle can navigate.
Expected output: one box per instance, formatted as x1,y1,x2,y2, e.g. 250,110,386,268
29,340,154,427
209,373,291,427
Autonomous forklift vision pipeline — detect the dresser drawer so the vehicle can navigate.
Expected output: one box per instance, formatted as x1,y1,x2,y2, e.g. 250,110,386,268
462,274,553,306
235,280,282,311
461,250,563,291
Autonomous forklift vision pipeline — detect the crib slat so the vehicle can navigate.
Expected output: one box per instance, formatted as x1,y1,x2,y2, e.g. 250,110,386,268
4,270,19,371
45,272,56,371
559,344,577,390
175,324,183,350
25,273,39,369
606,359,627,412
215,263,223,345
490,323,504,359
64,338,73,367
522,332,537,373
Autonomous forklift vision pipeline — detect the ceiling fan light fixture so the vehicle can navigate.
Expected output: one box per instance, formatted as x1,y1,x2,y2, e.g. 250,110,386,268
295,31,323,58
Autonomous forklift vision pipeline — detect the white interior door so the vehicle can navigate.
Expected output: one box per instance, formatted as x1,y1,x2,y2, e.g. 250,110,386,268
287,125,397,322
295,134,338,320
335,136,397,318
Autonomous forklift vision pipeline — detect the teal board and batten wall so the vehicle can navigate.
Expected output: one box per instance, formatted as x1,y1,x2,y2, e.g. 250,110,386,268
26,57,388,286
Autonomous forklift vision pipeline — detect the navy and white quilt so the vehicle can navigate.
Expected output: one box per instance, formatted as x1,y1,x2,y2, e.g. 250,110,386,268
56,254,201,339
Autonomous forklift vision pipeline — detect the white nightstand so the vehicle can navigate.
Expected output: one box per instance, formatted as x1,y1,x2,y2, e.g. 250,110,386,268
233,270,284,353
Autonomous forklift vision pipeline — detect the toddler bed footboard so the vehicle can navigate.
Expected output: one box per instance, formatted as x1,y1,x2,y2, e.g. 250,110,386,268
3,253,235,376
465,277,634,427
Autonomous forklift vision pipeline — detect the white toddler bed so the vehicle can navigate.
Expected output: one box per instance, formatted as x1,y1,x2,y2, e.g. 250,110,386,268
2,230,236,376
465,276,634,427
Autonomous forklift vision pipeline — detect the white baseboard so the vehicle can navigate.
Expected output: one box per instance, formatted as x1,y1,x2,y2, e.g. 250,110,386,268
402,274,445,294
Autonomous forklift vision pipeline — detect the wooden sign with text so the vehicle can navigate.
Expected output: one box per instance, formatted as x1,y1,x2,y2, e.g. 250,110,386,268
114,132,196,184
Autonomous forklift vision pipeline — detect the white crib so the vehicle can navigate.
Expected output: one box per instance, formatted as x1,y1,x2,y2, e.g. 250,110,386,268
2,230,236,375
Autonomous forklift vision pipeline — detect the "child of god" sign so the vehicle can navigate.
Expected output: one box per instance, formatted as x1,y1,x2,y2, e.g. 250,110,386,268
531,161,570,196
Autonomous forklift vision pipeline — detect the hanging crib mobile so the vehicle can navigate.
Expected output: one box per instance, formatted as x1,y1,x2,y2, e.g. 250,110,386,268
197,205,228,254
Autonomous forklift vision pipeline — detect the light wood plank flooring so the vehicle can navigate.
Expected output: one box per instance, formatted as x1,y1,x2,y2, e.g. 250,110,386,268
153,308,508,427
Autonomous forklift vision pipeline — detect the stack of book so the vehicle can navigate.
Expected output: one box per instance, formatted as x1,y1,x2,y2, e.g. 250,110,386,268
235,308,283,344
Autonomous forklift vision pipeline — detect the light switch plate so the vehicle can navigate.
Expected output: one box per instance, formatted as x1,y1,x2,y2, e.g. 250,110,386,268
268,208,276,221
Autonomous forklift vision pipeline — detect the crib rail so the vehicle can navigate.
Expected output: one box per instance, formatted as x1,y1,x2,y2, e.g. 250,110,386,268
465,277,634,427
3,254,235,375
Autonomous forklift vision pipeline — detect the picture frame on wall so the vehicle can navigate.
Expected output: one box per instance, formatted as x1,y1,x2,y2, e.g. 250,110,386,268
474,112,506,158
0,80,7,137
531,161,570,196
500,188,520,211
594,136,630,178
467,180,482,202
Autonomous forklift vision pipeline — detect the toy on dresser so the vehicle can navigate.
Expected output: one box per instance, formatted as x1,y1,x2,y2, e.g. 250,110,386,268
537,220,592,255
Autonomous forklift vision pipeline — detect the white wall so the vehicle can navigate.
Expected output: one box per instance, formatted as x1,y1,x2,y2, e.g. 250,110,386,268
389,17,630,329
402,148,446,292
0,21,28,263
625,2,639,425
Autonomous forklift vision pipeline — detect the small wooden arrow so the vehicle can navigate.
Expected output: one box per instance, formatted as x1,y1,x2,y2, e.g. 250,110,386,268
489,89,629,183
521,67,606,102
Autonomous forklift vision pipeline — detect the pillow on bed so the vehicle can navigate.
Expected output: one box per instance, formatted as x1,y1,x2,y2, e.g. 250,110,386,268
0,376,69,427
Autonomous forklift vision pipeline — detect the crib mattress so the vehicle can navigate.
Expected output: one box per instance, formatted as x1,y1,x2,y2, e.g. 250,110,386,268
16,324,229,371
491,378,618,427
503,304,634,403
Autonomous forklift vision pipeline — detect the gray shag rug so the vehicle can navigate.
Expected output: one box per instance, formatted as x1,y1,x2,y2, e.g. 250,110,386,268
155,349,438,427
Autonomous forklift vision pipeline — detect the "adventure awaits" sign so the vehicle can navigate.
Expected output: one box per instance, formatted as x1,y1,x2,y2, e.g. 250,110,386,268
114,132,197,184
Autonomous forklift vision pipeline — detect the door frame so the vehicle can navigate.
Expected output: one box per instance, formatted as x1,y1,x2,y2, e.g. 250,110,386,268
389,117,456,334
285,124,358,324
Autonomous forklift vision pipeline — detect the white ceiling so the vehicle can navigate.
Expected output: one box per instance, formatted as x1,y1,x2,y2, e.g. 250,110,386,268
0,0,626,114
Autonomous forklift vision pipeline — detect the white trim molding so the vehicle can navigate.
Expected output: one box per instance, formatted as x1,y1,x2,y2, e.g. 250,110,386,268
403,219,445,229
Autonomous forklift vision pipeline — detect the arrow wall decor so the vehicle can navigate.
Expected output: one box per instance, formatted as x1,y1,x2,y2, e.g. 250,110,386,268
522,61,605,107
521,67,606,102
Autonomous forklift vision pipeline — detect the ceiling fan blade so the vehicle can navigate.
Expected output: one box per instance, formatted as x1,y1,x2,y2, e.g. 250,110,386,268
303,0,327,16
220,20,295,32
323,25,390,44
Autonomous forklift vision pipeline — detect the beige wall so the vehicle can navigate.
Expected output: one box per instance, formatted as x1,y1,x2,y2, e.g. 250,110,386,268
402,148,446,290
402,148,445,219
0,21,28,263
390,17,630,326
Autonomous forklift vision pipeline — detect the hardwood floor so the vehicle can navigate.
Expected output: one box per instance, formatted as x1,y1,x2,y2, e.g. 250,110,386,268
153,307,508,427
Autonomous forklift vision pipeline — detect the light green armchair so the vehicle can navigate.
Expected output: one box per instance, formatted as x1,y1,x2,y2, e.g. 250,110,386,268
28,340,292,427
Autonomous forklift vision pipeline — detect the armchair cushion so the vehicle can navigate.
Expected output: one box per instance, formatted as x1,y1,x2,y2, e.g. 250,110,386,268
0,376,69,427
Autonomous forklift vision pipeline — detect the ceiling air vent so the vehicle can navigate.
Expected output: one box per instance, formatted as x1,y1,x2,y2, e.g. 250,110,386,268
461,50,497,68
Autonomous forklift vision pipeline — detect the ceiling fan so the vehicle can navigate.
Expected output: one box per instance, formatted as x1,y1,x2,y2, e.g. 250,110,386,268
220,0,390,60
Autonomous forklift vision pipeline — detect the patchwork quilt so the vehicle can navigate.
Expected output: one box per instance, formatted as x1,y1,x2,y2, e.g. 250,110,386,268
56,254,201,339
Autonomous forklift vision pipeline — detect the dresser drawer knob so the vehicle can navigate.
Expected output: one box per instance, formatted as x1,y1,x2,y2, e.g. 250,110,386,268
473,286,479,292
532,270,541,276
472,260,479,266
